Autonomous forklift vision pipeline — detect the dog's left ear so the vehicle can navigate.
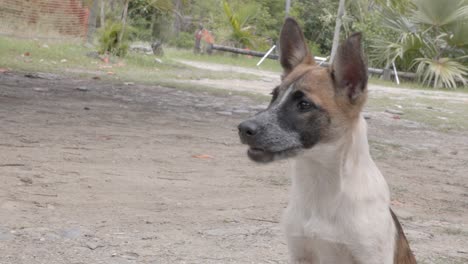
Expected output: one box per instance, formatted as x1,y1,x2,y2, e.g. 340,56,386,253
331,33,368,103
279,17,315,77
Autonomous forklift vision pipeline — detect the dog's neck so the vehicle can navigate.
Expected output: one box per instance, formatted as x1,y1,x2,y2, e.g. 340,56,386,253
292,116,390,215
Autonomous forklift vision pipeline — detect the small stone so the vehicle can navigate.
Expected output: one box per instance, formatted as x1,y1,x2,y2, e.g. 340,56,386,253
86,241,101,250
393,208,414,221
33,87,49,92
20,177,33,185
121,252,139,260
363,114,371,120
124,82,134,86
385,109,404,115
76,87,89,92
0,230,12,241
84,107,90,110
216,111,232,116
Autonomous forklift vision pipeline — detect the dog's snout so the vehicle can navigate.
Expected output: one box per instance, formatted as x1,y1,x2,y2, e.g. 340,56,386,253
238,120,259,138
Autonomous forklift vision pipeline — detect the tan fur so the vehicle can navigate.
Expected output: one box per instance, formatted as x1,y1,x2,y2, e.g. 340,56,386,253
391,209,417,264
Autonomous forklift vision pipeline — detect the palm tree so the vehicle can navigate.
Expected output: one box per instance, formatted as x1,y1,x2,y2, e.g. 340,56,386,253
372,0,468,88
222,1,258,49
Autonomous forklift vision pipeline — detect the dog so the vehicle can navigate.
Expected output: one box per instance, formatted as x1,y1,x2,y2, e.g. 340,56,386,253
238,18,416,264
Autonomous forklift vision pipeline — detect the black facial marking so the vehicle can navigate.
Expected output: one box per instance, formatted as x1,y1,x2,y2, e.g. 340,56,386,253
275,88,329,149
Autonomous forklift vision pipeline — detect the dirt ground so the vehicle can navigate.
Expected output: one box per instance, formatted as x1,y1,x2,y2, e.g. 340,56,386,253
0,71,467,264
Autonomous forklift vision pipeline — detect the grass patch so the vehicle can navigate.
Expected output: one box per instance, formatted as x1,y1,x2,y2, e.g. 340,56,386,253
0,37,259,83
369,76,468,94
367,95,468,132
164,47,282,72
0,37,95,73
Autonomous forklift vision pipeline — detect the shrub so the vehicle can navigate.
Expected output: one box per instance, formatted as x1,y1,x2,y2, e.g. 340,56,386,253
98,22,129,57
168,32,194,49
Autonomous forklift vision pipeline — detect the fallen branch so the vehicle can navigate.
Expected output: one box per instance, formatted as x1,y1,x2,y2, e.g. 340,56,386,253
243,217,279,224
157,177,189,181
212,44,279,59
159,167,197,174
17,191,58,197
0,163,25,167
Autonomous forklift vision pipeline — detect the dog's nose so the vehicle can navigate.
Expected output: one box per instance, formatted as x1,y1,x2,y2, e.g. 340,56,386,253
238,120,259,137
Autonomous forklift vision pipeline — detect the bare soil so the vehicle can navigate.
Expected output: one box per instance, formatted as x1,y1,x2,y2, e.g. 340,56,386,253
0,71,467,264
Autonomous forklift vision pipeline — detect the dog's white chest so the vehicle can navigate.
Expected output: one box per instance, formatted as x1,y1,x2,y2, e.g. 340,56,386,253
283,128,395,264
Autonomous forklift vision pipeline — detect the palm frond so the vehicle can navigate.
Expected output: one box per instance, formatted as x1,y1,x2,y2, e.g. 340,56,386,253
413,57,468,88
222,1,257,48
412,0,468,27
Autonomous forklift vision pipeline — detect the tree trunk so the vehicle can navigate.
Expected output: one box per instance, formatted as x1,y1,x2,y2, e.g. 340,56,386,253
118,0,130,44
172,0,182,37
110,0,115,12
86,0,99,44
329,0,346,64
100,0,105,28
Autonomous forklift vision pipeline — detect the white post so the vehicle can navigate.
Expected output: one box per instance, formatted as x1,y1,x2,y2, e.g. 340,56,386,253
392,62,400,85
257,45,276,66
285,0,291,17
330,0,346,64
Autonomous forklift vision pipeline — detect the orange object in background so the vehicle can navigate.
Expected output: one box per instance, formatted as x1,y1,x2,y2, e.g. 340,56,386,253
201,29,214,44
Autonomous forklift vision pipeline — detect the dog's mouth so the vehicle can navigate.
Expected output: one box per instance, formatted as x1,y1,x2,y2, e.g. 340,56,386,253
247,146,300,163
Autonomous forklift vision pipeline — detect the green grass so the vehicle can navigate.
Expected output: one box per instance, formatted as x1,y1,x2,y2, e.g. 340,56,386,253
0,36,258,83
0,37,95,72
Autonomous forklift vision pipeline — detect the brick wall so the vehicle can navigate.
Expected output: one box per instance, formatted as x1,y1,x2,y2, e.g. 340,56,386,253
0,0,89,39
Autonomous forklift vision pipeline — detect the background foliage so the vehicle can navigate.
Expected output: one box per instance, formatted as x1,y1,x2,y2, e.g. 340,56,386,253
94,0,467,88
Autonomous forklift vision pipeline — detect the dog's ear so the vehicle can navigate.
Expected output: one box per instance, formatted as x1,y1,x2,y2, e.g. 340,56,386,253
279,17,314,76
330,33,368,103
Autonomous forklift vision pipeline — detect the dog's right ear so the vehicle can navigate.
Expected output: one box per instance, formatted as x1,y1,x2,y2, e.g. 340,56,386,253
279,17,314,77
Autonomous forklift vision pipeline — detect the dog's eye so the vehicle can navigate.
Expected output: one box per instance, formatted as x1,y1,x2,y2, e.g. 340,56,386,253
297,100,313,111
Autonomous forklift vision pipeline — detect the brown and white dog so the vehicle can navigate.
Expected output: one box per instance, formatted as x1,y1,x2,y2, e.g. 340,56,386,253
238,18,416,264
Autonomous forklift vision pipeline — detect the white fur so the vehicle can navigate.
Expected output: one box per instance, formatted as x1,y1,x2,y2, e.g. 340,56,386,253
283,116,396,264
